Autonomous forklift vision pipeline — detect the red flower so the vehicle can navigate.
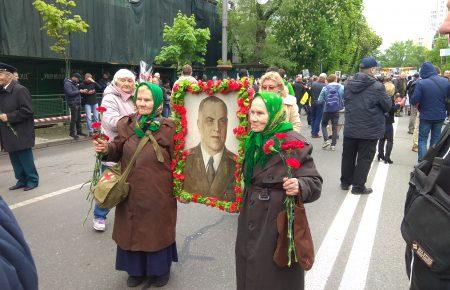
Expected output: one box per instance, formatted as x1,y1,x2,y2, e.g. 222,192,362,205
192,194,199,202
235,196,243,203
207,80,214,88
173,172,185,180
218,205,225,211
274,133,287,140
248,87,255,98
281,140,305,151
286,158,301,169
233,126,247,136
172,84,179,93
96,106,107,113
229,202,237,213
263,139,276,154
187,85,193,93
91,122,101,129
198,80,204,88
101,134,110,141
174,132,184,140
175,144,183,151
243,78,249,88
238,106,249,115
237,98,245,107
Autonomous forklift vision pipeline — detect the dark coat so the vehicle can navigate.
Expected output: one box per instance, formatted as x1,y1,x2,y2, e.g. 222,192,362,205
0,196,38,290
0,81,35,152
343,72,391,140
310,81,326,104
235,131,322,290
63,78,81,106
183,144,237,201
79,81,100,105
106,116,177,252
410,62,448,121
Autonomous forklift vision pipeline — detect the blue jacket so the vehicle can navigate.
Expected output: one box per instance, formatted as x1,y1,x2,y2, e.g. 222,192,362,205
343,72,391,139
410,62,448,121
63,78,81,106
0,197,38,290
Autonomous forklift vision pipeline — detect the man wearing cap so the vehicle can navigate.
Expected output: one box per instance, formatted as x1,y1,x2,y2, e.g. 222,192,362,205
0,62,39,191
64,72,87,139
340,57,391,194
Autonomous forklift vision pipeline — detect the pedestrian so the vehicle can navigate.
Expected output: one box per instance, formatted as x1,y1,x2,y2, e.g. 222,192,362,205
98,72,111,92
377,76,400,164
279,68,295,96
92,68,137,232
63,72,87,139
0,196,38,290
310,73,327,138
0,62,39,191
259,71,301,131
235,91,322,290
293,74,306,111
174,64,197,85
340,57,391,194
318,74,344,151
13,71,19,82
162,82,171,118
410,62,449,161
79,73,101,136
93,82,177,288
406,73,420,134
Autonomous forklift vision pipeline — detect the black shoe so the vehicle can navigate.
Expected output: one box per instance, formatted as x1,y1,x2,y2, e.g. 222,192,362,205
127,276,146,288
377,154,385,162
70,134,79,140
9,184,25,190
340,183,350,190
78,132,87,137
153,272,170,287
384,158,393,164
23,185,38,191
311,134,321,138
407,131,413,134
351,187,373,195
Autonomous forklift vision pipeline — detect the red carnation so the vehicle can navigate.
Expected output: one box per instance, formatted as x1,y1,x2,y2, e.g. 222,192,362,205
239,106,249,115
101,134,110,141
236,196,243,203
207,80,214,88
91,122,101,129
233,126,246,136
248,87,255,98
173,172,185,180
286,158,301,169
172,84,179,93
244,78,249,88
281,140,305,151
187,85,193,93
274,133,287,140
237,98,245,107
96,106,107,113
263,139,276,154
192,194,199,202
229,203,237,213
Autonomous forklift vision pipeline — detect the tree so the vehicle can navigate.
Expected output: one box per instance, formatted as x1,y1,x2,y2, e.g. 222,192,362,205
33,0,89,77
426,35,449,69
155,12,211,71
378,41,428,68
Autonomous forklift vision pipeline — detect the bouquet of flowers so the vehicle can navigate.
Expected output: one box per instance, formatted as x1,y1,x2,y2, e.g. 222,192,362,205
0,109,17,137
84,106,109,223
263,133,305,267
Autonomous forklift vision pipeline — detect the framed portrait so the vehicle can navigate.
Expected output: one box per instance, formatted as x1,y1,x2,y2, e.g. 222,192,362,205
171,78,255,213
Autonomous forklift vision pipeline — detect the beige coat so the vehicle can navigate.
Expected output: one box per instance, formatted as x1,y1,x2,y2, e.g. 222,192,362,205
283,95,301,131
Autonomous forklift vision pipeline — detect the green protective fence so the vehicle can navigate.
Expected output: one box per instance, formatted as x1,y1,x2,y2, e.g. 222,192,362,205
32,94,103,119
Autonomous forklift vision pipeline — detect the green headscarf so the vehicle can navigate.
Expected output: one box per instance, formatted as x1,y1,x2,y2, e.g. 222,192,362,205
133,82,164,138
243,92,293,185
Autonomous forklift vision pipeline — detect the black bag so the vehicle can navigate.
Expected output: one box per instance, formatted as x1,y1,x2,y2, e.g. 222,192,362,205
401,122,450,279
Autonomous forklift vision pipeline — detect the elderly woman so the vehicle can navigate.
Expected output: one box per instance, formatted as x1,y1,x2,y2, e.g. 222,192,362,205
235,92,322,290
94,82,177,288
260,71,301,131
92,69,137,231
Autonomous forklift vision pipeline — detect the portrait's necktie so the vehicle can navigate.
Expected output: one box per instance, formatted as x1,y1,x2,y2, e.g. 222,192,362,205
206,156,215,184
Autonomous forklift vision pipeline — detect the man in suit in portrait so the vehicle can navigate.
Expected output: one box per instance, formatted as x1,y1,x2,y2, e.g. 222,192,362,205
183,96,237,201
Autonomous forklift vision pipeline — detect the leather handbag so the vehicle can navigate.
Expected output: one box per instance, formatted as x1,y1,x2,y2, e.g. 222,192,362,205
273,201,315,270
92,133,151,209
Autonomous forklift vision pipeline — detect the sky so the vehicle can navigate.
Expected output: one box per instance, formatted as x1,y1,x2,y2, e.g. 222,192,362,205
363,0,435,50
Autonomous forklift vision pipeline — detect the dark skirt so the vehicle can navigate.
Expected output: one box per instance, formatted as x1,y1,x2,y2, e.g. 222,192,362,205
116,243,178,277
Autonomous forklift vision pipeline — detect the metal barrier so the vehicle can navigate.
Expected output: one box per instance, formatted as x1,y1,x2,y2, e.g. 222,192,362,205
32,93,102,123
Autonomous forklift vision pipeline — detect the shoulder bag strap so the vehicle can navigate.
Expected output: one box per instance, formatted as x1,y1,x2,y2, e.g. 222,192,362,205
429,77,447,99
119,135,150,183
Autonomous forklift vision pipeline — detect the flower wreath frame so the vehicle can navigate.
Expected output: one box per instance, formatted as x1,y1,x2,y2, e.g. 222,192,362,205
170,77,255,213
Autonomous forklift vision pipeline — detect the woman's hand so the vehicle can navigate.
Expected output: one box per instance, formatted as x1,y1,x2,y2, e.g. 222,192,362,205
283,177,300,196
93,138,108,154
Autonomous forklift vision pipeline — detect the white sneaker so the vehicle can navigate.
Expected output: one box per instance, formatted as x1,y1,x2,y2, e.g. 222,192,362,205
330,145,336,151
322,140,331,149
93,218,106,232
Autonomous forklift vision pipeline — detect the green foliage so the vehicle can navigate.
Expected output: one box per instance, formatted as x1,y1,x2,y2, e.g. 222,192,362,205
378,41,428,68
32,0,89,58
425,36,449,69
155,12,211,71
228,0,381,75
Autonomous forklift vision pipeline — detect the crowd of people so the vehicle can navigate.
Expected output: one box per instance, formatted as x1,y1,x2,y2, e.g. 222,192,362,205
0,55,449,289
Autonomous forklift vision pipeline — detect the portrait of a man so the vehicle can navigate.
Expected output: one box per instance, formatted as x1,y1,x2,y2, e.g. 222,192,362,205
183,96,237,201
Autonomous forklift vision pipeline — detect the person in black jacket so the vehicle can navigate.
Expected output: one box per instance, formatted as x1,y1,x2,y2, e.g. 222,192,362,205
0,196,38,290
79,73,101,136
0,62,39,191
63,72,86,139
340,57,391,194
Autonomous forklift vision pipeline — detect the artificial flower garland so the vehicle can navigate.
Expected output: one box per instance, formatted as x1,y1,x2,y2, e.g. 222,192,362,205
171,77,255,213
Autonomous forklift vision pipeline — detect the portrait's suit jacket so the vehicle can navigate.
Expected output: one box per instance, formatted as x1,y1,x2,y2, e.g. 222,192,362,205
183,144,237,201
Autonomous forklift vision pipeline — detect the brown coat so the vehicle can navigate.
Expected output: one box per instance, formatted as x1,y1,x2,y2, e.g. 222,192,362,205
106,115,177,252
182,144,236,201
235,131,322,290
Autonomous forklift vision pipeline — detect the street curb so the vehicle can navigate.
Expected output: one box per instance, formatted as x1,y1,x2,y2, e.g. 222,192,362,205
0,137,91,156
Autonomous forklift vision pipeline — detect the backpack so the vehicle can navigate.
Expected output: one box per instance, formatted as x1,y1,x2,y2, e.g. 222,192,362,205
401,122,450,279
324,84,343,112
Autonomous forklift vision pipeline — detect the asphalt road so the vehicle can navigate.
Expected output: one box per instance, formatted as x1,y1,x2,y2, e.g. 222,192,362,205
0,115,418,290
